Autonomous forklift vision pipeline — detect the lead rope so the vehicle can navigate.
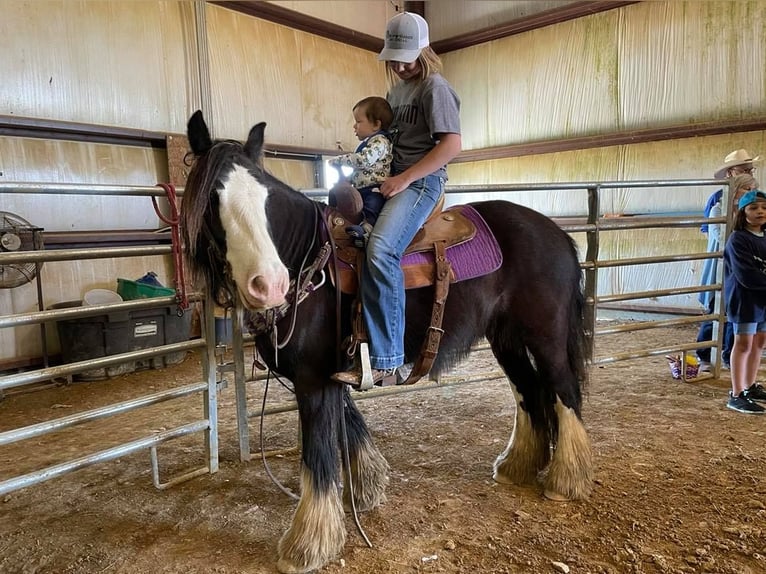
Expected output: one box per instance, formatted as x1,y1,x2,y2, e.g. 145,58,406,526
258,369,299,501
153,183,189,316
340,391,373,548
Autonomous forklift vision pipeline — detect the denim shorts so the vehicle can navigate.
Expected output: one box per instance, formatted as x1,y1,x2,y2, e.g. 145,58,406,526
732,321,766,335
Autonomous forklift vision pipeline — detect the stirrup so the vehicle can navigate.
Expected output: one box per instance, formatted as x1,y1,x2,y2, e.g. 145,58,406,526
330,350,400,391
359,343,373,390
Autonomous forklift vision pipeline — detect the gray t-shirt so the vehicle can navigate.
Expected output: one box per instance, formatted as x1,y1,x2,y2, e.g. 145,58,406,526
387,73,461,179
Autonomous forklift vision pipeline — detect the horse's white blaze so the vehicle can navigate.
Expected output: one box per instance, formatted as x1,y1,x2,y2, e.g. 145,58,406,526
218,164,289,309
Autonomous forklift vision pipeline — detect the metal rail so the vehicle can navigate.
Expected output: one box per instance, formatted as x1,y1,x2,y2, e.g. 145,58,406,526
0,182,220,497
3,178,730,481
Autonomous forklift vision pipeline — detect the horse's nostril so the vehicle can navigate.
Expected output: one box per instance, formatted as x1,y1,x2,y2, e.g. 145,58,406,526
249,275,267,298
247,273,288,307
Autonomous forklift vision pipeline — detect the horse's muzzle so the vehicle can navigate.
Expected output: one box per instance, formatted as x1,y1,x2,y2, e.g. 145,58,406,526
243,270,289,309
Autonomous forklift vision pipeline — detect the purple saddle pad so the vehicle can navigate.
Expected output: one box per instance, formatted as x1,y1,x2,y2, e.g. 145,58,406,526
402,204,503,285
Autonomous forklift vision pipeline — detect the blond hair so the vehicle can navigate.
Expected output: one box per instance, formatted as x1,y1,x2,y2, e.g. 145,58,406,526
385,46,444,88
729,173,759,201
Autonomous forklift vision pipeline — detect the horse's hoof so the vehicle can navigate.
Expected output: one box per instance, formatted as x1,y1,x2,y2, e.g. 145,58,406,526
492,471,514,485
543,489,571,502
276,558,311,574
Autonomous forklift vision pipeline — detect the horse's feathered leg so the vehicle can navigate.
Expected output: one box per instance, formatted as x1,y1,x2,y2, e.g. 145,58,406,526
524,291,593,501
541,396,593,501
493,387,550,485
489,340,551,485
339,389,389,512
277,384,346,574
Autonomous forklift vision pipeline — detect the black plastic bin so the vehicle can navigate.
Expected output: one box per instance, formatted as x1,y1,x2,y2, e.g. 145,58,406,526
49,301,191,381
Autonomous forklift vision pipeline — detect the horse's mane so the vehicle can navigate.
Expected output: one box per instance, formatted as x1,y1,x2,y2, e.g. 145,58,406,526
181,140,252,306
182,140,241,259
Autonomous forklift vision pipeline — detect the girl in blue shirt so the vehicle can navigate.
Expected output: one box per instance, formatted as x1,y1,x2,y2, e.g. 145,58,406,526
723,190,766,413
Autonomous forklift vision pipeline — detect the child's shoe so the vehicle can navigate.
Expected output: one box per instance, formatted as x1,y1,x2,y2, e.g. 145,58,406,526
743,383,766,402
345,221,373,248
727,391,765,414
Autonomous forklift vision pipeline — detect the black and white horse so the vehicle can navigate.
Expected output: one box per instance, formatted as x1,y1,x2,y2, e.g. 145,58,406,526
180,110,593,573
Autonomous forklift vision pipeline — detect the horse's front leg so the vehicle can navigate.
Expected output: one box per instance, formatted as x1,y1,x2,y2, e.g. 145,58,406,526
340,389,389,512
277,383,346,574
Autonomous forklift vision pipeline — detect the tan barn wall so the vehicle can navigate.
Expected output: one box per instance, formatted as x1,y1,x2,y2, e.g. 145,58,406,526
443,1,766,151
0,1,196,133
439,1,766,311
268,0,396,38
205,3,387,150
0,1,383,362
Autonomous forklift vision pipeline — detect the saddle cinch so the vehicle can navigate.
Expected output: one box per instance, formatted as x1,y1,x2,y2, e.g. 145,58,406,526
324,195,503,389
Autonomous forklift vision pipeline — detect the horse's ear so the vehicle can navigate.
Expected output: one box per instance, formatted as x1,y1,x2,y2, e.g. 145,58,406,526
244,122,267,162
187,110,213,155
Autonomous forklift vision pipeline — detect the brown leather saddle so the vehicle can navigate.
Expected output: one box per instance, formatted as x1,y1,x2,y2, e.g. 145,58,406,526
324,198,478,387
326,196,476,293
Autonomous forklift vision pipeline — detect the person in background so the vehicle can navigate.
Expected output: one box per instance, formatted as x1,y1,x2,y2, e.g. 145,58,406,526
722,190,766,413
332,11,461,387
329,96,393,242
696,150,761,371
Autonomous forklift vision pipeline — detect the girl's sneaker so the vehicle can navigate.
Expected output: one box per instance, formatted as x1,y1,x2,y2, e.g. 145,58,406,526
744,383,766,402
727,391,765,414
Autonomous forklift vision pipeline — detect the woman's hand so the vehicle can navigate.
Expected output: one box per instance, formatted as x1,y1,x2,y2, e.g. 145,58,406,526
380,133,461,199
380,173,412,198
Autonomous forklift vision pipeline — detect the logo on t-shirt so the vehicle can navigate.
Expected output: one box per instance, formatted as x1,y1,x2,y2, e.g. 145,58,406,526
393,104,418,126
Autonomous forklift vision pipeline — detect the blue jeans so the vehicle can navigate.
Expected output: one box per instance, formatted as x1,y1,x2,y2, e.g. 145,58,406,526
358,186,386,226
361,174,444,369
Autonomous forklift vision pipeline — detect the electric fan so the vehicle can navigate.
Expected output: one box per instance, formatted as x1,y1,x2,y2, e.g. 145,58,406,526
0,211,44,289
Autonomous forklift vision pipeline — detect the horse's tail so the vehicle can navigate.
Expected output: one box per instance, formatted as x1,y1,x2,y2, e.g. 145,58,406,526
567,238,591,394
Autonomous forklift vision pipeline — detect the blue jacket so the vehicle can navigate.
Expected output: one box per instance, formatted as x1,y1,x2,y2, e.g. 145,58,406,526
723,229,766,324
700,189,723,234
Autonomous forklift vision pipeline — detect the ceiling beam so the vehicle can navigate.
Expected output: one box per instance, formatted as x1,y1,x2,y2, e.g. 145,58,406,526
211,1,383,52
212,1,640,55
431,1,641,54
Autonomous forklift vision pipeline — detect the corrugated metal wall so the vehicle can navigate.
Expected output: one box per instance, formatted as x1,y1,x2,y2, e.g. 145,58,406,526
441,1,766,312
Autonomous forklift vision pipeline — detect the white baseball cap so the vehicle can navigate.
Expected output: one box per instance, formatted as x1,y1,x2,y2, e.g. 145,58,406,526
378,12,430,63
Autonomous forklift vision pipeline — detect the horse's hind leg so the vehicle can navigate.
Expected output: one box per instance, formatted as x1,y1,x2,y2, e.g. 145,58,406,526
490,328,592,500
530,342,593,501
542,395,592,501
491,346,551,486
277,385,346,574
340,390,389,512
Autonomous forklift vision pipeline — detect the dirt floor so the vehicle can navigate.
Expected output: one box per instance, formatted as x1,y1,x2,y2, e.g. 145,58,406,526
1,321,765,574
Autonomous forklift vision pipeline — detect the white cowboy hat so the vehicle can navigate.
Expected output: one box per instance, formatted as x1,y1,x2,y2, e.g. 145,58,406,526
714,149,761,179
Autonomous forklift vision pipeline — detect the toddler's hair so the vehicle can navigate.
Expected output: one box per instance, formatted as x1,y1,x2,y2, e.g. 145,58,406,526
353,97,393,131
